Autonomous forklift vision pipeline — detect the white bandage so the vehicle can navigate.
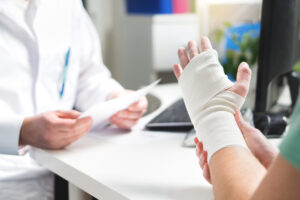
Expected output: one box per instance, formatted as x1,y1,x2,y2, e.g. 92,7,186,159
179,49,248,161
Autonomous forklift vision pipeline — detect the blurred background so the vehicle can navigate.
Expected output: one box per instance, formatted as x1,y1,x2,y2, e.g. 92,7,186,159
82,0,262,89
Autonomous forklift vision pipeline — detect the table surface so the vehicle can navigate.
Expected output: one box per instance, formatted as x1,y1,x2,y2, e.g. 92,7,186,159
30,84,280,200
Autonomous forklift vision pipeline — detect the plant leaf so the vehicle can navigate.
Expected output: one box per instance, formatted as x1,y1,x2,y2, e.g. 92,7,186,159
294,60,300,74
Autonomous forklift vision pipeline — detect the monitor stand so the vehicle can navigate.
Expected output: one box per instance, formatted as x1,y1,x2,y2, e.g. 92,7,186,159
254,71,300,138
287,71,300,108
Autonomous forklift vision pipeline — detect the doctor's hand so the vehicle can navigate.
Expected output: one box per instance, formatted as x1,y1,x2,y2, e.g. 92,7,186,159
19,110,92,149
107,90,148,130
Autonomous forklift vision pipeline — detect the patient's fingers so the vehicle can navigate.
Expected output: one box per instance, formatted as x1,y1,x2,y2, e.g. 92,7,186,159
173,64,183,80
203,163,212,184
178,47,190,68
200,37,213,52
199,151,207,168
188,40,200,59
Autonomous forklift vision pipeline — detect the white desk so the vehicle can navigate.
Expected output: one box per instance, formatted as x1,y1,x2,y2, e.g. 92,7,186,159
30,84,214,200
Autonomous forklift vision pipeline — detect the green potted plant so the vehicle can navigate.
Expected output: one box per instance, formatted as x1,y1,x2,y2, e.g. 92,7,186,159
213,22,260,109
214,22,259,80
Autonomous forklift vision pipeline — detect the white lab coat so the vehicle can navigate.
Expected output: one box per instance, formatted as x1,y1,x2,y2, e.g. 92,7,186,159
0,0,123,199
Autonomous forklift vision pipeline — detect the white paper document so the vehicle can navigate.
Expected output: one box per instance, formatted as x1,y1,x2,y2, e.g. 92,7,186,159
80,80,160,128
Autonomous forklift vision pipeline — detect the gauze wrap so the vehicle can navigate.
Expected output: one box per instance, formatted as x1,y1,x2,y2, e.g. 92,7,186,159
178,49,248,161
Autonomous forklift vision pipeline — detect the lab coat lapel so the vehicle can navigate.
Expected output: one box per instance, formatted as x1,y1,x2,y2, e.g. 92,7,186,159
31,0,74,112
0,0,37,42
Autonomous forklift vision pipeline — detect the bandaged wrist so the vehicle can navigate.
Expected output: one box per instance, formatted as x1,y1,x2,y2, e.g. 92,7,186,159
178,49,248,161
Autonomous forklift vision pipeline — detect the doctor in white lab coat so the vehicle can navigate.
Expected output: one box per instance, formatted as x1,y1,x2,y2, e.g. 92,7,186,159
0,0,148,199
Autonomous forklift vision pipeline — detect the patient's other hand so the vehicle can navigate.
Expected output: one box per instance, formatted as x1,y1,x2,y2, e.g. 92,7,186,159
195,111,279,184
234,111,279,168
107,90,148,130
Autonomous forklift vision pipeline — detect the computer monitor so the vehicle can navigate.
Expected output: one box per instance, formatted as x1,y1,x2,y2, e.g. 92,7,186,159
255,0,300,113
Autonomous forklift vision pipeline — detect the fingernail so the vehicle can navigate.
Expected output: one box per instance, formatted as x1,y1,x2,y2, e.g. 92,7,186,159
241,62,249,68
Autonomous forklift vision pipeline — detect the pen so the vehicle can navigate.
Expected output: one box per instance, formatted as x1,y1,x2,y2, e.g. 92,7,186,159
60,48,71,99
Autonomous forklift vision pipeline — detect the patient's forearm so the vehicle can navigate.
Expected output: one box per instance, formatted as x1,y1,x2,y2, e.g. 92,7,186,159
210,147,266,200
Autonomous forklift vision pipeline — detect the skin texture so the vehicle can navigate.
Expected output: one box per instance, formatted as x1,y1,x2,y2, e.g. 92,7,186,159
195,111,279,183
174,37,300,200
20,110,93,149
251,155,300,200
108,90,148,130
20,90,148,149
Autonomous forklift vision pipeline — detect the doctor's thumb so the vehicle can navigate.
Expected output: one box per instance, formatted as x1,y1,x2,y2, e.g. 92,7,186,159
56,110,81,119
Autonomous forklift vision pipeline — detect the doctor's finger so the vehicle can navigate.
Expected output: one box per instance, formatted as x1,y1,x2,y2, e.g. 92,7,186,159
128,96,148,112
63,126,89,141
75,118,92,133
56,110,81,119
64,128,90,147
58,116,91,129
115,110,144,120
73,125,91,137
188,40,200,59
110,117,138,130
63,117,92,134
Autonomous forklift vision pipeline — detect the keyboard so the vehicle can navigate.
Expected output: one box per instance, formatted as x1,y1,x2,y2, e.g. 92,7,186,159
145,98,193,131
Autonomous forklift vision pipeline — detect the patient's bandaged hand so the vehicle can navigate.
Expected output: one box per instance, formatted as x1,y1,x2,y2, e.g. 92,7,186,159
178,49,247,161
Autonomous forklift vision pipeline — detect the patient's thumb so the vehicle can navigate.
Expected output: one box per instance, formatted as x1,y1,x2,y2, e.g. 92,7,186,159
234,62,252,97
234,111,254,137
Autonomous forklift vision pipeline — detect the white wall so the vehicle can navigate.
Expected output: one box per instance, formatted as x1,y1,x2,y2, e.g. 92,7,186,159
86,0,262,85
85,0,125,80
85,0,115,70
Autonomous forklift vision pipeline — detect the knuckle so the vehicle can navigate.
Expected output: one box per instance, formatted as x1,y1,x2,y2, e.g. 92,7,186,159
46,118,57,127
71,110,78,115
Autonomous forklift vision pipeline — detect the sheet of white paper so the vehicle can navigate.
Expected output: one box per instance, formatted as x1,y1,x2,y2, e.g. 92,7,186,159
80,80,160,128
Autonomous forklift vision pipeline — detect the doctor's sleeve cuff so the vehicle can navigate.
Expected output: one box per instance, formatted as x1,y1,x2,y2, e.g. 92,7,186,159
0,116,24,155
102,79,124,100
75,76,124,112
